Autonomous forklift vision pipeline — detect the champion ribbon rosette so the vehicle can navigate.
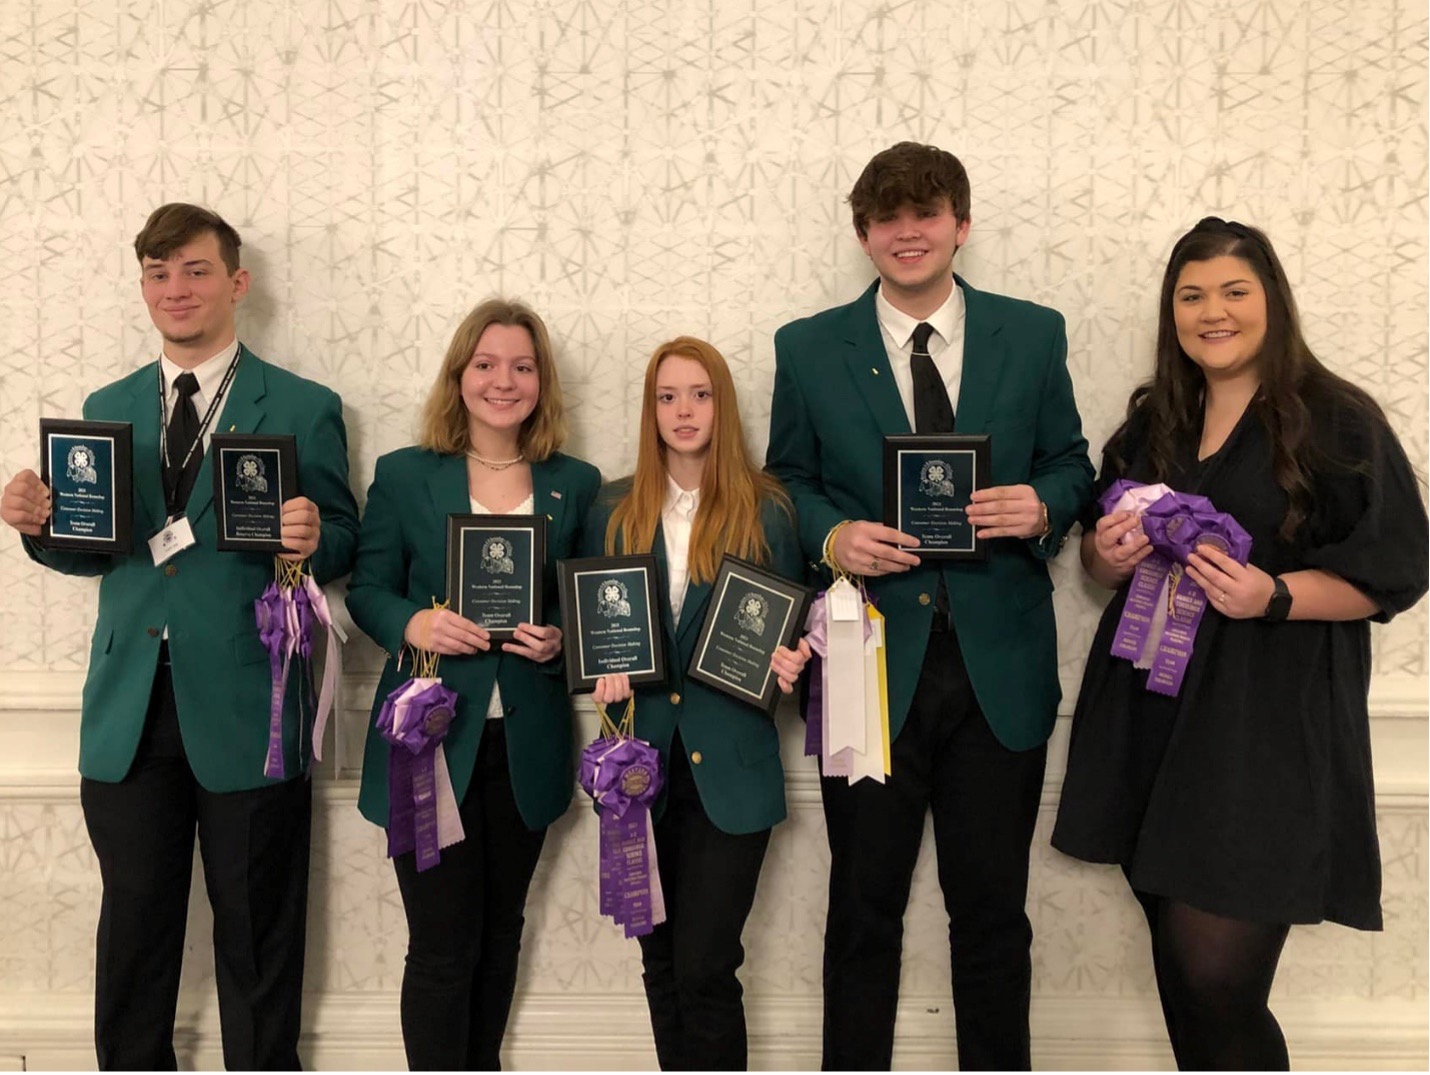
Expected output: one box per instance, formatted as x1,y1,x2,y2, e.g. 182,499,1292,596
578,699,667,938
377,648,465,871
255,558,346,779
1104,482,1252,696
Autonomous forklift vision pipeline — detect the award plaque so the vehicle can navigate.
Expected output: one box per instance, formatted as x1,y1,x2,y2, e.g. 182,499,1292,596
557,554,667,694
687,555,814,714
883,434,992,561
39,418,133,554
445,514,546,643
212,433,299,553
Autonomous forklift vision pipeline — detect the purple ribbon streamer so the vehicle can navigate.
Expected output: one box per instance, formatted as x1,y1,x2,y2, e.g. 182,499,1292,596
380,678,459,871
1105,486,1253,696
579,735,665,937
802,594,828,758
256,583,289,779
1110,552,1173,664
254,578,322,780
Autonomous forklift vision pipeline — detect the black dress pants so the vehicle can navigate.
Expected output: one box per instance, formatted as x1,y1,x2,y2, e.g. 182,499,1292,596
391,719,547,1071
637,736,771,1071
820,626,1047,1071
80,653,312,1071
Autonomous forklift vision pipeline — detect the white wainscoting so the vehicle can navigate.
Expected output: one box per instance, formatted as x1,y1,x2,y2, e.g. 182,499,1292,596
0,671,1424,1071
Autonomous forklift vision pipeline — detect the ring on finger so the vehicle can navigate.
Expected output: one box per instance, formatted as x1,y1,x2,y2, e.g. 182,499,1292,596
871,556,880,571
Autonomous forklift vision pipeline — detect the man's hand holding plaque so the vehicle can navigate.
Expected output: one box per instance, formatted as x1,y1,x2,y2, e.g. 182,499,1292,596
1,469,51,537
966,483,1047,540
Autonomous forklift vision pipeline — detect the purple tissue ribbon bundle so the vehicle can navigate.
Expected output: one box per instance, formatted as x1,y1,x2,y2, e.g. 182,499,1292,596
377,676,465,872
1101,480,1252,696
254,576,344,779
578,733,667,938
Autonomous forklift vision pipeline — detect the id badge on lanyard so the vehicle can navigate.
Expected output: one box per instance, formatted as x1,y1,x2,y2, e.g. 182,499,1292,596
151,349,242,566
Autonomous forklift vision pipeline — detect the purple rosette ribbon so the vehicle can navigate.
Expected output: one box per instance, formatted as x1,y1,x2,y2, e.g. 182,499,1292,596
380,676,464,872
578,732,667,938
1107,485,1252,697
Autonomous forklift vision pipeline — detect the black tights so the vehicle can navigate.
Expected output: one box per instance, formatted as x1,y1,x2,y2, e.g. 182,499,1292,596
1133,888,1291,1071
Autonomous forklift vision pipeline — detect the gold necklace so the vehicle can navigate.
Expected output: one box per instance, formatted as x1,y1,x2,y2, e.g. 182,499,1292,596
466,448,524,471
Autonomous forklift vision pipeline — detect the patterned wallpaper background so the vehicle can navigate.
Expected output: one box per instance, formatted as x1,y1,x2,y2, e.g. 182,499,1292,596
0,0,1425,680
0,0,1426,1061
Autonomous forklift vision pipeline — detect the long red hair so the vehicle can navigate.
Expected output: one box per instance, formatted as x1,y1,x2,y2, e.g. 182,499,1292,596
605,336,789,584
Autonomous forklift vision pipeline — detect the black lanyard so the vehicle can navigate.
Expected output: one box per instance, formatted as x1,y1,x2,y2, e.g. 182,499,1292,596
158,346,242,478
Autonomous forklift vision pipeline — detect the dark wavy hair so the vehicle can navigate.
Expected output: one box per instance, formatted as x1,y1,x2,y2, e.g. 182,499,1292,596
847,142,971,238
134,203,243,273
1109,216,1384,541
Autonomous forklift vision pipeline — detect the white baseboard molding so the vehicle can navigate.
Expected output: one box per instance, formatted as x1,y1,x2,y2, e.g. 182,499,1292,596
2,991,1425,1071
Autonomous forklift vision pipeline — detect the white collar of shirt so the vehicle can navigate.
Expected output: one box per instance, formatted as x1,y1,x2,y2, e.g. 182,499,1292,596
875,281,964,353
663,473,700,522
661,473,700,622
875,280,967,425
159,338,240,407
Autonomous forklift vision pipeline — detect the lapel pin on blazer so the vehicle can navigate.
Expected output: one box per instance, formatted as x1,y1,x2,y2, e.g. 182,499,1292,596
551,490,562,498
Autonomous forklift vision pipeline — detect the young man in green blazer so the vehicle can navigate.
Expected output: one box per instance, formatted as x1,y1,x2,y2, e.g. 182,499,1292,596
0,204,359,1069
766,143,1094,1070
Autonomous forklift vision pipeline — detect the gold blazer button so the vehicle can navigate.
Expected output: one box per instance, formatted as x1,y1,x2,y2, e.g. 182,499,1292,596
669,692,681,706
690,751,703,764
164,564,178,577
918,592,931,605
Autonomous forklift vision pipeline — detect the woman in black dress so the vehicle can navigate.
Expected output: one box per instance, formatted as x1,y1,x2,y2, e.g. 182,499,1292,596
1052,217,1427,1070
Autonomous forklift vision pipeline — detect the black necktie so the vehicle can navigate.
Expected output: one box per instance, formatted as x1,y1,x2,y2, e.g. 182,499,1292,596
909,322,954,628
911,322,955,434
164,372,202,514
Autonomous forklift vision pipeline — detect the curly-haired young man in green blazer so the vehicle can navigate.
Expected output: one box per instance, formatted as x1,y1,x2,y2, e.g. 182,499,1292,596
766,143,1094,1070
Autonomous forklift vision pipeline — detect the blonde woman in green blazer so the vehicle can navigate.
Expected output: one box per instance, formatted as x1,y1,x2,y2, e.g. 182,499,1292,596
348,299,599,1071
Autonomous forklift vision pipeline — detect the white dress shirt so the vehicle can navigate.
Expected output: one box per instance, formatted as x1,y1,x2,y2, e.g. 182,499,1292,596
469,492,535,720
875,282,966,427
158,337,241,466
661,474,700,624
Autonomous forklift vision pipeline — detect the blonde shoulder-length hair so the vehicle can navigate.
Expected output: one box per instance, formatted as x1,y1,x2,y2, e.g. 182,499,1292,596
417,298,568,460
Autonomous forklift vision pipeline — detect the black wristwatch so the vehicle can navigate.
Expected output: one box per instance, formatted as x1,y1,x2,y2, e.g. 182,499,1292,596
1262,576,1292,621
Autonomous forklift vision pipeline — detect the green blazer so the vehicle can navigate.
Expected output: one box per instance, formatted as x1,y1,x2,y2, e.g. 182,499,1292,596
350,447,601,832
582,485,802,835
24,346,361,791
767,277,1094,750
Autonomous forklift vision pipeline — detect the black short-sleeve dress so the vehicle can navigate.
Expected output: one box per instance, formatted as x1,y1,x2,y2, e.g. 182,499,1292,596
1051,393,1428,930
